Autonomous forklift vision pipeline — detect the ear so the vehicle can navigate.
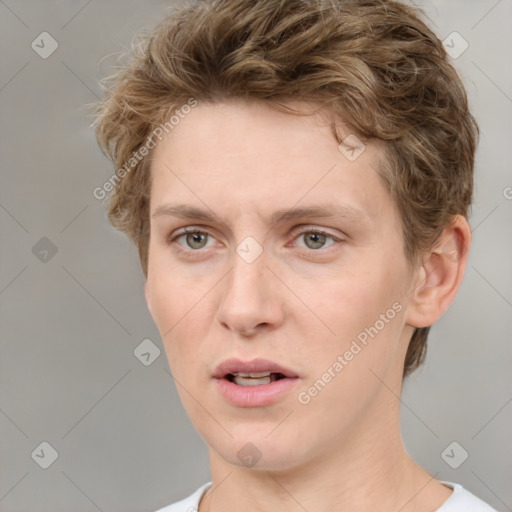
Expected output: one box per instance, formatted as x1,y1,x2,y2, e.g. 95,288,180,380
405,215,472,329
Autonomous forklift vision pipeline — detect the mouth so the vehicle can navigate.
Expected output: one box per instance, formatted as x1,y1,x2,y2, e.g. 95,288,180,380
225,371,288,386
213,358,300,407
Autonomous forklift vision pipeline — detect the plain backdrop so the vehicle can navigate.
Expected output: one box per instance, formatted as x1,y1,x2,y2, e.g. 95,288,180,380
0,1,511,511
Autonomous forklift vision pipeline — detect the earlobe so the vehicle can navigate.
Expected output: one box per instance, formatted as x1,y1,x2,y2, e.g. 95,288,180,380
405,215,472,329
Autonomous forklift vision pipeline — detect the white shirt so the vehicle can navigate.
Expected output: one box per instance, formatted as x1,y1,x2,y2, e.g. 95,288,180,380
154,480,499,511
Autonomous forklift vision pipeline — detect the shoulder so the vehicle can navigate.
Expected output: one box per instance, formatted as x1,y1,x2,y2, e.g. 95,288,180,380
436,481,499,512
153,482,212,512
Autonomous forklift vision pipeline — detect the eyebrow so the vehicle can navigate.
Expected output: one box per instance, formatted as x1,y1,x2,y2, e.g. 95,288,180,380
151,202,368,227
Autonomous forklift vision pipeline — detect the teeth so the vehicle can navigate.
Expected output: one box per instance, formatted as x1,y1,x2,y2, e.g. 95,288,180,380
231,372,282,386
234,375,272,386
233,372,272,378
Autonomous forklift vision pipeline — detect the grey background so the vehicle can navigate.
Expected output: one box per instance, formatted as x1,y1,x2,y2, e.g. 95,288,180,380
0,0,511,511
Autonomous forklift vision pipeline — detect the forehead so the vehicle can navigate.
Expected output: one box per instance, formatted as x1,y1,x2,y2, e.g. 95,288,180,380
148,99,395,227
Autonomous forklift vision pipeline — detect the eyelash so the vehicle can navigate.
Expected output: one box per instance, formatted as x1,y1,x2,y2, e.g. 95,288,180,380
168,226,342,259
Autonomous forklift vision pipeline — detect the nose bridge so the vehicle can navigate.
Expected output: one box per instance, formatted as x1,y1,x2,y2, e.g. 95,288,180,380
217,241,282,335
228,230,268,291
225,244,268,308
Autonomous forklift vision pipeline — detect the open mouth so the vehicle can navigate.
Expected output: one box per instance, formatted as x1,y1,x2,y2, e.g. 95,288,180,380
215,362,300,406
225,372,287,386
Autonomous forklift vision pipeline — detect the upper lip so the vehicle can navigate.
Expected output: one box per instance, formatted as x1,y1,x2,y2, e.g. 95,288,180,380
213,358,299,379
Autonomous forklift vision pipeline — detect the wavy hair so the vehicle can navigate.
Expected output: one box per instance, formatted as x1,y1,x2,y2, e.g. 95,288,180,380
92,0,478,378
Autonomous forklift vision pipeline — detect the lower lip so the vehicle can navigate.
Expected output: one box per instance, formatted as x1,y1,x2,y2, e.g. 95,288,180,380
215,377,300,407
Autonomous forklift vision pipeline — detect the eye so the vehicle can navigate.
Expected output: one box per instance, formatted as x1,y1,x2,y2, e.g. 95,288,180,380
173,228,214,251
292,228,340,251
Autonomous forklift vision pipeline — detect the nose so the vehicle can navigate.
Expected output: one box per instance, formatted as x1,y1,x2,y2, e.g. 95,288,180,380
216,248,285,337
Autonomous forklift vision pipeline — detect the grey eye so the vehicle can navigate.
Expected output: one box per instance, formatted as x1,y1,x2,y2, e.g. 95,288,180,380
297,231,338,250
184,232,209,249
303,232,328,250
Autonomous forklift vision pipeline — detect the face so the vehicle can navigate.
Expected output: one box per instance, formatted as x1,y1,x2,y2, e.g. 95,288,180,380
145,99,418,471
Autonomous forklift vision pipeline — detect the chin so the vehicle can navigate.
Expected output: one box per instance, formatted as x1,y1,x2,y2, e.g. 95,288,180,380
207,427,312,473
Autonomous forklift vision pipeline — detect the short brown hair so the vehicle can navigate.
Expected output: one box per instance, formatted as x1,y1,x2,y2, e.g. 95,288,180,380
92,0,479,378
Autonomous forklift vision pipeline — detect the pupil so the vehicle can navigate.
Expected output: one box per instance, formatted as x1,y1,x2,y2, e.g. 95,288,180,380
187,232,206,248
307,232,325,249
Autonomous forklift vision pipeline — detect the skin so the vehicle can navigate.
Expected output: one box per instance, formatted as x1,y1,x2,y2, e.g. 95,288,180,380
144,98,471,512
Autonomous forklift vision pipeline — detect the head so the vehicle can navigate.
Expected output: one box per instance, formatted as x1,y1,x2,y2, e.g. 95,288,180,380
93,0,477,471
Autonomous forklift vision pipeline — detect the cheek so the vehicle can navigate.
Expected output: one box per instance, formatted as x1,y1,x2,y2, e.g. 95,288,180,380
297,291,406,426
147,268,215,369
148,249,204,326
307,256,408,379
323,263,404,334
